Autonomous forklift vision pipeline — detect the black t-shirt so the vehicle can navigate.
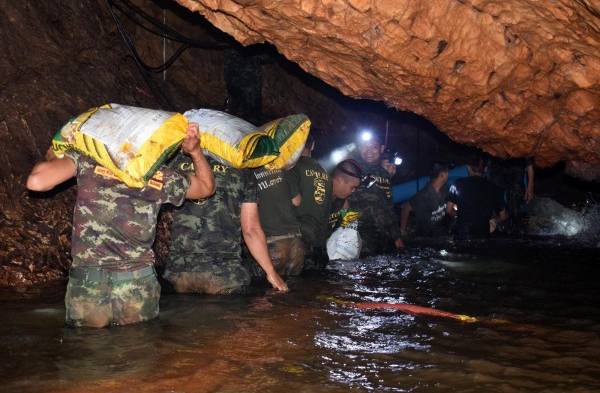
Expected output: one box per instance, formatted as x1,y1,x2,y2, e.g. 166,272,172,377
409,183,448,236
285,156,332,247
448,176,505,238
487,157,531,190
253,167,300,237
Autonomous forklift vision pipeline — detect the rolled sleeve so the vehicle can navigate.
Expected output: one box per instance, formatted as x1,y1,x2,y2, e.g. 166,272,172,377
158,166,190,207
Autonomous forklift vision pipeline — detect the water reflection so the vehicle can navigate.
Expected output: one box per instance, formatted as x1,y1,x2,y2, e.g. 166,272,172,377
1,240,599,392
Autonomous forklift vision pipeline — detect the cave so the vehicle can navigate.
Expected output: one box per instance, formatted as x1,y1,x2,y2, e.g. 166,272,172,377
1,1,600,392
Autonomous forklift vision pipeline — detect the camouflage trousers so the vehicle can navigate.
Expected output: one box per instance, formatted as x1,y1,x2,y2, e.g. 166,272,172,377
163,256,251,294
65,266,160,328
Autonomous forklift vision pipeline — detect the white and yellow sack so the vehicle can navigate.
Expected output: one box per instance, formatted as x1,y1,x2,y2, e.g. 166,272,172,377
185,109,311,170
52,104,187,188
183,109,278,168
52,104,311,187
260,114,311,170
326,209,362,260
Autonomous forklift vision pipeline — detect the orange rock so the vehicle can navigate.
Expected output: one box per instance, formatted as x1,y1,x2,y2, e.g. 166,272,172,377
176,0,600,168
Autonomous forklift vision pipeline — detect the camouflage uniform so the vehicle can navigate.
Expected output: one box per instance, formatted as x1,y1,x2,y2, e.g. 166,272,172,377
349,157,402,256
64,152,189,327
165,155,255,294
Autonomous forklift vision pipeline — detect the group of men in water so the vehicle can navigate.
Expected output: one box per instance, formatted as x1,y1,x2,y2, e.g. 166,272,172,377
26,124,532,329
400,155,534,241
26,124,403,328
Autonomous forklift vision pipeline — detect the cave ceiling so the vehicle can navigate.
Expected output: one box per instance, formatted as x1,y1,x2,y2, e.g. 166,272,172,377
175,0,600,169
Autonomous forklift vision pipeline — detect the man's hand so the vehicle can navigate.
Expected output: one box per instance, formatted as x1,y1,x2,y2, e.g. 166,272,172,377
524,186,534,202
266,271,289,292
489,218,498,233
394,238,405,249
45,146,59,161
382,161,397,177
182,123,202,157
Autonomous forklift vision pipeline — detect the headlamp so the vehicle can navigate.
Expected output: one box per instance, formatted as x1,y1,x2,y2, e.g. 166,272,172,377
359,130,373,142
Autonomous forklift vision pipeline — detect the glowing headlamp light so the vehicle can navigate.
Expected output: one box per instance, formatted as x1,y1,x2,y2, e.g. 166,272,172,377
331,149,345,164
359,130,373,142
393,154,403,166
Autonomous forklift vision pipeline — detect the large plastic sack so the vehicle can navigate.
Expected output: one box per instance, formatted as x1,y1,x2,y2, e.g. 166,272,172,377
183,109,278,168
52,104,310,188
259,114,311,170
52,104,187,188
326,209,362,260
185,109,311,170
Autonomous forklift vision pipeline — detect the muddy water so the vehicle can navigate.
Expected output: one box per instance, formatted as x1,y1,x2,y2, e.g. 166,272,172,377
1,240,599,393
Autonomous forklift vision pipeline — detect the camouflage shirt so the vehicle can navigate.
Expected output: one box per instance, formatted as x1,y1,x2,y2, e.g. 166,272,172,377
168,155,258,266
66,152,189,271
349,157,401,251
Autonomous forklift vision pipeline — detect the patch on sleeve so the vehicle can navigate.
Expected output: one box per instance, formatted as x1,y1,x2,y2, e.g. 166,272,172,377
94,165,119,180
152,171,164,181
148,178,164,190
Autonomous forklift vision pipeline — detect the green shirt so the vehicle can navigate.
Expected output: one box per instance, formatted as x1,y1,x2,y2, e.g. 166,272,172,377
253,167,300,237
168,155,258,269
286,156,332,247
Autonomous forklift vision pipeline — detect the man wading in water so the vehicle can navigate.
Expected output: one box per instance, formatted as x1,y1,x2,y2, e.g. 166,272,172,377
163,147,288,294
350,132,404,256
26,124,214,328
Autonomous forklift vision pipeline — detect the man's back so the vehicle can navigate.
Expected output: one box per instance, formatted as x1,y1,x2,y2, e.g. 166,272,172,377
409,183,448,236
169,155,256,259
286,156,332,247
70,153,188,271
253,167,300,237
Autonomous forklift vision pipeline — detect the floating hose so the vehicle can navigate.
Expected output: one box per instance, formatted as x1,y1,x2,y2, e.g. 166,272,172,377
317,295,513,324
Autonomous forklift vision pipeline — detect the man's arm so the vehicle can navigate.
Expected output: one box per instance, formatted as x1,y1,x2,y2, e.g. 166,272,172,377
400,202,412,235
26,155,77,192
240,202,289,292
383,190,404,249
291,193,302,207
181,123,215,199
446,183,459,217
382,160,397,177
525,163,534,202
285,168,302,207
446,201,457,217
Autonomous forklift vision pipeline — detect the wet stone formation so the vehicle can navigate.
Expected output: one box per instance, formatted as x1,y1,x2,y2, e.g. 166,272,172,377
176,0,600,173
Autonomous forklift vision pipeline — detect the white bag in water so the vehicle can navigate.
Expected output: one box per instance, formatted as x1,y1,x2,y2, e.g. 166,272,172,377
326,221,362,260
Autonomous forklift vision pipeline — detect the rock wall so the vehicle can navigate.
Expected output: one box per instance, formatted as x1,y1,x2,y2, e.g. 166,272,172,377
176,0,600,170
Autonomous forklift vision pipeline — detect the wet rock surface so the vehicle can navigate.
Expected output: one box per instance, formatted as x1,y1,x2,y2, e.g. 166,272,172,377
177,0,600,169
